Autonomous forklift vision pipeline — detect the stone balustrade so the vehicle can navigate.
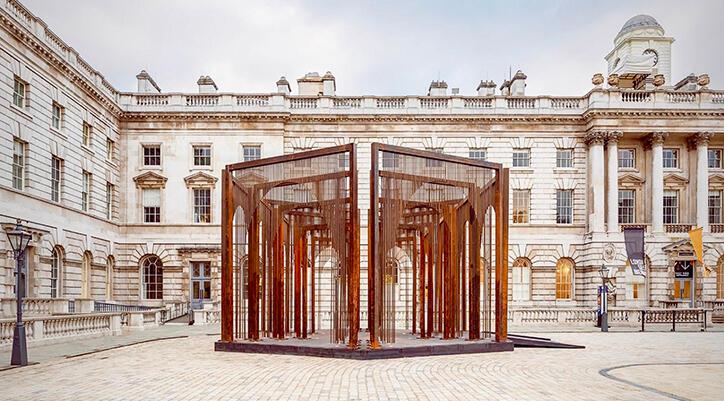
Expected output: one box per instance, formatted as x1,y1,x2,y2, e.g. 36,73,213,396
0,298,93,318
0,313,123,346
665,223,693,233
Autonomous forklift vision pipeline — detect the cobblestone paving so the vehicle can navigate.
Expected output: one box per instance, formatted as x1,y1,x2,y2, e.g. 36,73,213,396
0,331,722,401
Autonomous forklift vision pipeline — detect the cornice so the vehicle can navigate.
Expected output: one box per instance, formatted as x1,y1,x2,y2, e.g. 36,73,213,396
0,10,123,118
584,109,724,120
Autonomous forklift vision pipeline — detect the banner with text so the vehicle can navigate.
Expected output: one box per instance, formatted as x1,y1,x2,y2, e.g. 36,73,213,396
624,227,646,276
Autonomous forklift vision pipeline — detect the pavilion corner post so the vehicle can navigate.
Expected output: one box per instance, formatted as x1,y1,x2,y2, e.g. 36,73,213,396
221,168,234,343
348,145,360,348
368,142,380,348
494,167,509,343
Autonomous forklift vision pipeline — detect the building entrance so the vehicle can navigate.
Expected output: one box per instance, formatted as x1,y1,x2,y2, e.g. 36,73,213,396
673,260,694,305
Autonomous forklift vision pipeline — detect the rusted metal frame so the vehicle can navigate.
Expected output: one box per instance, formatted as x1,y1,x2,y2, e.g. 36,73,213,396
379,170,477,191
221,168,234,342
468,207,481,340
293,221,302,338
285,219,292,337
274,210,285,339
436,220,443,335
226,143,355,171
266,197,352,211
251,170,351,192
375,142,503,170
418,231,427,338
310,231,316,334
247,190,261,341
302,229,308,339
369,143,381,348
426,222,434,337
348,145,360,348
411,233,418,335
494,168,509,342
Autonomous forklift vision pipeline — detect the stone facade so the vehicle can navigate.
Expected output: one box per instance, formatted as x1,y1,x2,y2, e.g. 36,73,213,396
1,2,723,324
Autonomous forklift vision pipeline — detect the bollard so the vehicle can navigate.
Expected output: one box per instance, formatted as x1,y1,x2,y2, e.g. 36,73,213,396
641,310,646,332
671,310,676,332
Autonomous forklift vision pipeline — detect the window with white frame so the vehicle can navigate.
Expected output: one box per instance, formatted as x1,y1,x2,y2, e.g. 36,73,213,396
424,148,443,168
242,145,261,162
618,148,635,168
556,148,573,168
618,189,635,224
193,145,212,166
556,189,573,224
709,190,722,224
51,156,63,202
12,139,26,190
106,138,114,162
708,149,722,169
662,148,678,168
141,255,163,300
82,171,91,211
512,148,530,167
143,188,161,223
106,182,114,220
143,145,161,166
13,77,26,108
82,122,92,147
469,148,487,161
193,188,211,223
512,190,530,224
50,246,62,298
663,190,679,224
512,257,531,301
52,102,63,130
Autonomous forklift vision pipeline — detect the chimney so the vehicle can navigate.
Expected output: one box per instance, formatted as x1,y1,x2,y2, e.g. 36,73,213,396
451,88,460,95
674,74,698,91
136,70,161,93
197,75,218,93
427,80,448,96
322,71,336,96
297,72,324,96
276,76,291,94
509,70,527,96
499,80,511,96
476,80,496,96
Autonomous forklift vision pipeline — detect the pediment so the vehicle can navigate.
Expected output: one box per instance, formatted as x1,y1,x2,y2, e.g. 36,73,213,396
709,173,724,186
234,170,269,186
663,172,689,186
133,171,168,188
662,239,711,254
618,172,645,185
184,171,218,188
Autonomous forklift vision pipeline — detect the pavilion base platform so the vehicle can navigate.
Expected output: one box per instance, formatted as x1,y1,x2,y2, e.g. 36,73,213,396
215,330,513,360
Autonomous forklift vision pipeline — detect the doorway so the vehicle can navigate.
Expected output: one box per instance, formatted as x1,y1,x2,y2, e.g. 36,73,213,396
190,261,211,309
673,260,694,305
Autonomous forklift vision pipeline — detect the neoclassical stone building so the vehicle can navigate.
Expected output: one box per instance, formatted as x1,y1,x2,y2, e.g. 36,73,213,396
1,1,723,323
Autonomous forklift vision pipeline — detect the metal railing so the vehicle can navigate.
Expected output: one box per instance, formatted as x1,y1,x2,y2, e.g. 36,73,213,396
94,302,154,313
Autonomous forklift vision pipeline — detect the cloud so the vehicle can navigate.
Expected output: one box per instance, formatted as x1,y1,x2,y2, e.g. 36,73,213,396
21,0,724,96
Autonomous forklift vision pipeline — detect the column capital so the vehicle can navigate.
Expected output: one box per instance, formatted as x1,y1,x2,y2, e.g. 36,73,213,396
687,131,712,150
645,132,668,149
606,131,623,144
584,131,607,146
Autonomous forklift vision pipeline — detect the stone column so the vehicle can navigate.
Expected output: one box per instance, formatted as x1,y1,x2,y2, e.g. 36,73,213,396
690,132,712,231
585,131,607,233
606,131,623,233
648,132,668,233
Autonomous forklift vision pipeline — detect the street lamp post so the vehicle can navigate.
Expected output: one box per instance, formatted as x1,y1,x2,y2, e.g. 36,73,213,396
598,265,613,333
6,221,32,366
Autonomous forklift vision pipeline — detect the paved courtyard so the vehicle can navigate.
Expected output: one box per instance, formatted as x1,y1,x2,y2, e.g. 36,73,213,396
0,328,722,401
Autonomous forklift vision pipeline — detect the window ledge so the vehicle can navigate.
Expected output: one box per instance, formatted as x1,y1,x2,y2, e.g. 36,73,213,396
139,166,163,171
81,144,94,154
553,167,577,173
663,167,682,173
105,159,118,168
510,168,533,174
190,166,213,171
49,126,67,139
9,104,32,120
619,167,639,173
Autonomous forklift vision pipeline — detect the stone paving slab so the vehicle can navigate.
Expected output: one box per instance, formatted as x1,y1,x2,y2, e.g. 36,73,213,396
0,329,722,400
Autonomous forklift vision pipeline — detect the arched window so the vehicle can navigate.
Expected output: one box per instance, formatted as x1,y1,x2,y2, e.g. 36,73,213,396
512,257,531,301
50,246,63,298
82,251,92,298
555,258,574,300
717,256,724,299
106,256,115,301
142,255,163,300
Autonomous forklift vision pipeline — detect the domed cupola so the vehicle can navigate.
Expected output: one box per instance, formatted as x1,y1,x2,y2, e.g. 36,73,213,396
615,14,665,44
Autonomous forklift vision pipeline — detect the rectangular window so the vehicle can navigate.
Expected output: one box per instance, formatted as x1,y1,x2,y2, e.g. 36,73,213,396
51,157,63,202
143,145,161,166
663,148,678,169
381,153,400,169
106,138,114,161
618,149,635,168
13,77,25,108
242,145,260,162
618,189,636,224
338,153,349,169
52,103,63,130
193,188,211,223
106,182,114,220
663,190,679,224
193,145,212,166
556,148,573,168
469,148,487,161
293,148,313,168
143,188,161,223
12,139,25,190
424,148,443,168
512,148,530,168
708,149,722,169
82,171,91,212
512,190,530,224
709,190,722,225
556,189,573,224
82,122,92,147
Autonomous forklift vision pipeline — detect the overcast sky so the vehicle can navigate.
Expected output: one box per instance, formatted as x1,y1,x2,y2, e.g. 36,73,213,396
22,0,724,96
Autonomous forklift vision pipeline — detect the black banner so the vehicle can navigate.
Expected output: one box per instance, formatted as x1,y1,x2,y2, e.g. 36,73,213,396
624,227,646,276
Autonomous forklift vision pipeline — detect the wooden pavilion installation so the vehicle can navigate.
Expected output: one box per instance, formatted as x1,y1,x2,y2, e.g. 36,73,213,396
368,143,509,347
219,144,360,347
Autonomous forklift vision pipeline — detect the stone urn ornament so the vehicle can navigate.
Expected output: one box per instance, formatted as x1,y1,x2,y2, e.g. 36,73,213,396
698,74,710,89
592,73,604,87
608,73,619,87
653,74,665,87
